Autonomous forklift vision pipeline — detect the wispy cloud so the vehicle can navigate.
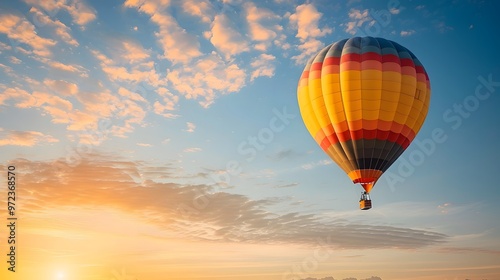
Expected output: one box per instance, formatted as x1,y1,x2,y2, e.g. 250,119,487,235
0,87,37,108
0,14,56,57
137,143,152,147
209,14,249,60
123,0,247,108
389,7,401,14
182,0,214,23
165,53,246,108
289,3,332,64
244,2,282,51
273,182,299,188
28,6,79,46
400,29,416,36
13,157,448,250
121,40,151,63
47,60,88,75
0,130,58,146
117,87,147,103
0,81,147,140
301,159,332,170
434,20,453,33
124,0,202,64
9,56,22,64
153,88,179,119
0,41,12,51
91,49,157,84
23,0,97,27
345,8,371,35
438,246,500,255
184,122,196,133
250,53,276,81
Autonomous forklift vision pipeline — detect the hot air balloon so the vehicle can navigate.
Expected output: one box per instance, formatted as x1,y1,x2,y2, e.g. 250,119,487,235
297,37,430,210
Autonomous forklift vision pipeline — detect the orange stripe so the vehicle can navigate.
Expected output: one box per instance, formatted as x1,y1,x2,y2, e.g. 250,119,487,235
309,70,322,79
341,62,361,71
321,65,340,75
382,62,401,72
401,66,416,76
361,60,381,71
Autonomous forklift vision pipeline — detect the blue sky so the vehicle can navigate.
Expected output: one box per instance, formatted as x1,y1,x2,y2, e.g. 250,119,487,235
1,0,500,280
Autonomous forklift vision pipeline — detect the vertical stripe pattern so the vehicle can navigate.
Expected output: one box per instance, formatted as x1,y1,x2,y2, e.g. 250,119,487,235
297,37,431,192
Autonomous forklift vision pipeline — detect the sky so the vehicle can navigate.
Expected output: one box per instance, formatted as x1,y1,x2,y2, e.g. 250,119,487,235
0,0,500,279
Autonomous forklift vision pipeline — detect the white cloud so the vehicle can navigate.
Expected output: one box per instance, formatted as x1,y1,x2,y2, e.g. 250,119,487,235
9,56,21,64
91,49,158,84
124,0,202,64
389,7,401,14
137,143,152,147
289,4,332,64
344,8,371,35
301,159,332,170
0,130,58,146
182,0,214,23
121,41,150,63
245,2,280,43
166,53,246,108
29,7,79,46
118,87,147,103
16,158,448,249
184,122,196,133
153,87,179,118
209,14,249,60
32,57,89,76
400,29,416,36
250,54,276,81
183,147,202,153
23,0,97,27
0,14,56,57
44,79,79,96
0,84,148,140
0,41,12,51
0,87,37,108
290,4,332,40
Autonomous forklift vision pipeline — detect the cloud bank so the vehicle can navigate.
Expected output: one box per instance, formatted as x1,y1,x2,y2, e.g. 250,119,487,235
11,156,448,250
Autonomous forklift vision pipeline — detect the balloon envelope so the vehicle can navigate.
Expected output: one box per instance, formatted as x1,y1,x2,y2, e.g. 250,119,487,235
297,37,431,193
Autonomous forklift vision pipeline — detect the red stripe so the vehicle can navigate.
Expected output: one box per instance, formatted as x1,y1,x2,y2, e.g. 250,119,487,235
310,62,322,71
341,53,360,63
361,52,382,61
382,54,400,63
341,52,385,62
319,129,412,149
415,65,425,74
400,58,415,67
340,53,412,67
323,56,340,66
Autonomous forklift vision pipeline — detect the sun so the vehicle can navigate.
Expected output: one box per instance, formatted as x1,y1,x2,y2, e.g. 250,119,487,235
56,271,65,279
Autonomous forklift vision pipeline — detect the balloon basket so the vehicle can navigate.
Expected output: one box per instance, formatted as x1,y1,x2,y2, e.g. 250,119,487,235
360,199,372,210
